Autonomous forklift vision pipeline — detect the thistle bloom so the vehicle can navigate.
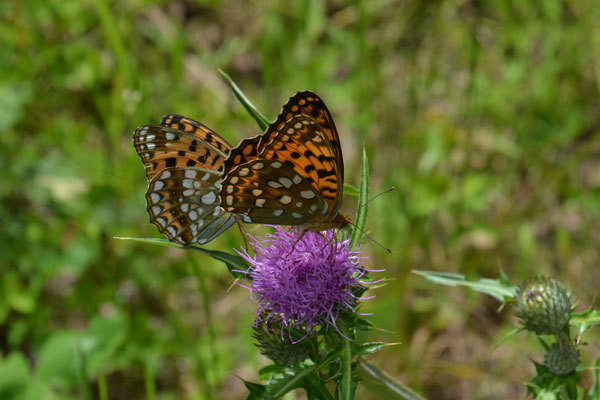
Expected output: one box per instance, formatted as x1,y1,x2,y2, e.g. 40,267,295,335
236,227,375,342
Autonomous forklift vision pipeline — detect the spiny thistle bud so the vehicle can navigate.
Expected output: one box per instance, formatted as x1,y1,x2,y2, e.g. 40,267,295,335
544,333,579,376
252,320,315,366
514,277,575,335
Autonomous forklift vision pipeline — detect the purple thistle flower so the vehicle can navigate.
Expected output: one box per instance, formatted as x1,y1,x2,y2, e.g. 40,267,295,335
236,227,377,342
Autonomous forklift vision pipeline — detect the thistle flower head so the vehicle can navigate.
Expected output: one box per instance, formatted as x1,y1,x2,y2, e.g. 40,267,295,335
236,227,372,341
544,333,579,376
252,320,315,366
514,277,575,335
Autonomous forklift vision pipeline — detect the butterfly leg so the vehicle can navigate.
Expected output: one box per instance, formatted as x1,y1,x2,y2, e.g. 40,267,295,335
315,231,336,264
235,215,251,252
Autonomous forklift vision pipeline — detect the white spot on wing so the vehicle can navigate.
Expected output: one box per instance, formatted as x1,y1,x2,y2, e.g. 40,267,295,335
292,175,302,185
202,173,211,181
271,161,282,169
146,143,155,150
300,190,315,199
242,215,252,223
255,198,266,207
279,195,292,205
225,195,233,206
252,162,264,170
292,212,302,218
151,205,162,215
183,189,194,197
278,177,293,188
268,180,283,189
185,170,197,178
153,181,164,190
160,170,171,179
273,209,283,217
166,132,177,140
201,192,217,205
238,168,250,176
230,176,239,184
252,189,263,196
181,203,190,212
150,193,161,204
182,179,193,189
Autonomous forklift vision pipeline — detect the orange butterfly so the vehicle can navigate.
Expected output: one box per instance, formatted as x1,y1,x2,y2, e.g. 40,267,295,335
133,91,349,245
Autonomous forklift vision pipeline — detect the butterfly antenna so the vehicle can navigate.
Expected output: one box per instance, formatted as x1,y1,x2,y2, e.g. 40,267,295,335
347,186,395,217
347,220,393,254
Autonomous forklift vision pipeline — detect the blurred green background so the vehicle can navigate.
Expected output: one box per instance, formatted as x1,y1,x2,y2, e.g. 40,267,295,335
2,0,600,399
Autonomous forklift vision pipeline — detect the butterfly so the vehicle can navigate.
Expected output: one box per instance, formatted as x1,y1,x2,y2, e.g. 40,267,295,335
133,91,349,246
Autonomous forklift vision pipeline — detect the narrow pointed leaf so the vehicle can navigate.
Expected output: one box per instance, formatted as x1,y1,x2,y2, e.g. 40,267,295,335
413,270,516,302
350,148,369,250
219,69,270,131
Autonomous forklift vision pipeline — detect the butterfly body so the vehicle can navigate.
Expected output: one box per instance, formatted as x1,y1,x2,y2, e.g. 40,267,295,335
134,91,347,245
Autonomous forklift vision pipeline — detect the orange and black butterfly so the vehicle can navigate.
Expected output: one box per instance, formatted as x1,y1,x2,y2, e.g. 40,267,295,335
133,91,349,245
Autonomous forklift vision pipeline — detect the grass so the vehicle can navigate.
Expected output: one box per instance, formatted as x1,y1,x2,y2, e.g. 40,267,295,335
2,0,600,399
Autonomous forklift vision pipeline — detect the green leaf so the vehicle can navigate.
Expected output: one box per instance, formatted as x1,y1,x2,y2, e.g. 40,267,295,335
342,183,359,197
79,314,128,377
350,148,369,250
413,270,516,302
219,69,270,131
258,364,286,380
36,331,82,388
114,237,249,278
493,327,524,349
571,308,600,335
357,361,427,400
353,342,386,356
242,379,266,399
0,352,30,400
264,359,317,399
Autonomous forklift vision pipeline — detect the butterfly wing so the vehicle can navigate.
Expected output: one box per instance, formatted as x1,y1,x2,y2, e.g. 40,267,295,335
160,114,232,155
258,91,343,183
220,114,341,223
220,159,324,225
134,121,231,181
146,167,235,245
221,135,262,178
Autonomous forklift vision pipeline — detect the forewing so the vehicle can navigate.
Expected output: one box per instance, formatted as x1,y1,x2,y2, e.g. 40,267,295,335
133,125,230,181
258,91,343,182
260,114,342,218
160,114,231,155
146,167,234,245
220,159,324,225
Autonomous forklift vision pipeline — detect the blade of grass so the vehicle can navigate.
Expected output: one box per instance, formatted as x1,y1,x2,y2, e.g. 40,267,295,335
350,148,369,249
219,69,270,131
114,237,249,277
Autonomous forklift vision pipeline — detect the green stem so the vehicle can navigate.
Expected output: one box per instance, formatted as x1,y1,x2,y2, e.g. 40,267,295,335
97,373,108,400
191,258,219,399
143,360,156,400
357,360,427,400
339,326,353,400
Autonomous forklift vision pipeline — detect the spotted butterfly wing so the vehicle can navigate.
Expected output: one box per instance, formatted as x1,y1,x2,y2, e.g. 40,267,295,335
223,91,343,183
220,114,349,230
133,118,235,245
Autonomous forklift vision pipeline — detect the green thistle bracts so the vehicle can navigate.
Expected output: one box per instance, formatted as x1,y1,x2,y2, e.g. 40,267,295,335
252,322,315,366
514,277,575,335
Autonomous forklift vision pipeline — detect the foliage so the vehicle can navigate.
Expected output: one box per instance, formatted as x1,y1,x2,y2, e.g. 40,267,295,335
2,1,600,399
